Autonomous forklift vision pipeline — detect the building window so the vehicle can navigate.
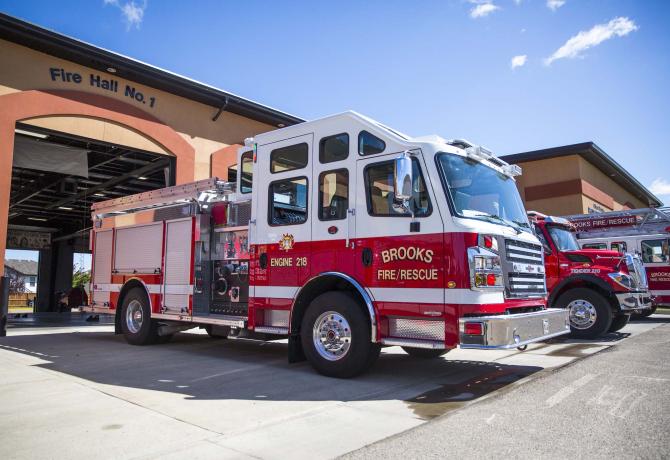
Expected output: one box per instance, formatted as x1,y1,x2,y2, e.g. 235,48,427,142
364,159,431,217
270,143,308,173
319,133,349,163
268,177,308,226
240,151,253,194
319,169,348,221
358,131,385,156
28,276,36,286
641,239,669,263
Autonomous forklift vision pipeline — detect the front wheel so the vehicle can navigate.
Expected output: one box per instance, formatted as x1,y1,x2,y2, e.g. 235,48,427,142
608,314,630,332
402,347,449,359
120,287,159,345
557,288,613,339
301,291,380,378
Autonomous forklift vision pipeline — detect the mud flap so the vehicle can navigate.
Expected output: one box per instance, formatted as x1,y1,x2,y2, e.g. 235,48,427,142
288,334,306,363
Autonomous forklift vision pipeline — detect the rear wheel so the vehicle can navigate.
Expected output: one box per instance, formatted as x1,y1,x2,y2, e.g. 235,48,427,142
402,347,449,359
608,314,630,332
301,291,380,378
120,287,159,345
557,288,613,339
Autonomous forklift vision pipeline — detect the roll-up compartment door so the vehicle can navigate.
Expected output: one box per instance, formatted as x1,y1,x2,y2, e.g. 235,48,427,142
114,223,163,273
93,230,113,304
163,218,193,314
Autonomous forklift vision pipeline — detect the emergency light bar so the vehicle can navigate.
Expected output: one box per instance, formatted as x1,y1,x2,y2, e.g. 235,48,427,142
544,216,571,226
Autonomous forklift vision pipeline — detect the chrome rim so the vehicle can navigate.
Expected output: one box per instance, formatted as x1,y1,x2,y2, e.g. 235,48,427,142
568,299,597,330
126,299,144,334
312,311,352,361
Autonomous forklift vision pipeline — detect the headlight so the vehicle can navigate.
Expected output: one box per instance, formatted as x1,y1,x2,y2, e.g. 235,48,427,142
468,246,503,290
608,272,635,290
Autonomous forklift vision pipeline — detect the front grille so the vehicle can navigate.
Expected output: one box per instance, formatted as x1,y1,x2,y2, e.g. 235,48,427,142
503,238,547,298
626,255,648,290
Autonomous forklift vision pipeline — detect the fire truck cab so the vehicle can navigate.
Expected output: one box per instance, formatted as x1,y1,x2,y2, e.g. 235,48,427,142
565,207,670,315
87,111,569,378
529,212,651,338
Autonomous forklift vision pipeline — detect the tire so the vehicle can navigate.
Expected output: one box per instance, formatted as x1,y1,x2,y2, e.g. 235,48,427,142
557,288,613,339
205,325,230,339
301,291,380,378
633,306,657,319
608,314,630,333
120,287,159,345
402,347,449,359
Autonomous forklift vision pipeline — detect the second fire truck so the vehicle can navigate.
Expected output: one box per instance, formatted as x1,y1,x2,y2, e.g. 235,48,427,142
86,111,569,378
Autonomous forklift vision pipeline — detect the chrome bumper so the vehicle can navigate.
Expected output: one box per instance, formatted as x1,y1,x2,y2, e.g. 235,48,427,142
459,308,570,349
616,292,652,312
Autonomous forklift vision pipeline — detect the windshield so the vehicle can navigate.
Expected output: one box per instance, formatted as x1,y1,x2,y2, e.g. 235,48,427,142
437,153,529,231
547,225,580,251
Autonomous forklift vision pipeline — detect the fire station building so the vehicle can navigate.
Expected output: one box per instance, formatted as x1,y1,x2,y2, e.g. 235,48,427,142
500,142,662,216
0,13,302,311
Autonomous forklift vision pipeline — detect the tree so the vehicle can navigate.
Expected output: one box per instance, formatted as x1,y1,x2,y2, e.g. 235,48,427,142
72,267,91,287
7,271,26,293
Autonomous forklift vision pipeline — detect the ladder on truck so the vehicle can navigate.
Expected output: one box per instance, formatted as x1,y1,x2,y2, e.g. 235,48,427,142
564,207,670,238
91,177,234,218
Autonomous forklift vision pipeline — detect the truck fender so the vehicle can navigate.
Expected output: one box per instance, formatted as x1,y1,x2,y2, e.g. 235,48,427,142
290,272,378,342
549,274,615,307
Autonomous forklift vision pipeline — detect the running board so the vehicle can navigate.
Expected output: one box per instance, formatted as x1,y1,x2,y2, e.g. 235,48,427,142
381,338,446,349
254,326,289,335
152,313,247,328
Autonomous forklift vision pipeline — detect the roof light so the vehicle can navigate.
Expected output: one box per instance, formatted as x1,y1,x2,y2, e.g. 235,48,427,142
106,67,117,73
93,193,105,197
138,176,147,180
28,217,48,222
58,206,73,211
503,164,523,177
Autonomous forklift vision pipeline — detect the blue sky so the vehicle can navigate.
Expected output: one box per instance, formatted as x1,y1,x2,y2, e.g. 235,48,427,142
1,0,669,207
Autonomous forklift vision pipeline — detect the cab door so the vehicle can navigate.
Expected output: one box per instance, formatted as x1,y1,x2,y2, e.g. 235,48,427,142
353,150,445,317
535,225,560,291
253,134,313,295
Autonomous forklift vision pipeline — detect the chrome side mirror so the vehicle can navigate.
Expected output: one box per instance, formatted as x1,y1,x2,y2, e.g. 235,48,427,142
393,151,413,203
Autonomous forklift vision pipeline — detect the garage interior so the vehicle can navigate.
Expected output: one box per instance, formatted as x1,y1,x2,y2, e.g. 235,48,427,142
8,123,175,312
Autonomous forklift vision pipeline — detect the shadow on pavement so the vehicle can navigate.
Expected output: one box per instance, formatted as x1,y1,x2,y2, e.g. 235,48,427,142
0,330,541,404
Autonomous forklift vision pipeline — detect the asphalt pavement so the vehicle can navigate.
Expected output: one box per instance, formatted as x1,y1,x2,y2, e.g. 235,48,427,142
343,318,670,460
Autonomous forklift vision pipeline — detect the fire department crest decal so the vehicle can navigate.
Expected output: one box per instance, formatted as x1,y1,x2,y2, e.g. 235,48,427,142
279,233,295,251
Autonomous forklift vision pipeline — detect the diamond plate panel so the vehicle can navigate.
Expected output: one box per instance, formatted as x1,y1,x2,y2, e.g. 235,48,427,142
388,318,445,341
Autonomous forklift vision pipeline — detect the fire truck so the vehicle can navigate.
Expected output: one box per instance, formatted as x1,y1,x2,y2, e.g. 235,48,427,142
528,212,651,339
86,111,569,378
565,207,670,316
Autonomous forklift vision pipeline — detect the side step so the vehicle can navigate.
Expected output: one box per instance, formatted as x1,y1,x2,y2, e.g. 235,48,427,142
381,338,445,349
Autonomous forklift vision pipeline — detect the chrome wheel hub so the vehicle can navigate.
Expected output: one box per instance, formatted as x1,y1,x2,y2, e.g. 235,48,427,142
313,311,352,361
126,299,144,334
568,299,597,330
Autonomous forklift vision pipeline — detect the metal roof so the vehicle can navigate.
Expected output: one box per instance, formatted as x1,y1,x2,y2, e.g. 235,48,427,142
0,13,305,128
4,259,38,276
499,142,662,207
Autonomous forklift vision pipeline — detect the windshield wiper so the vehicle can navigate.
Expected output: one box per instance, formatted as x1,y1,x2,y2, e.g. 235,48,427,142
479,214,523,234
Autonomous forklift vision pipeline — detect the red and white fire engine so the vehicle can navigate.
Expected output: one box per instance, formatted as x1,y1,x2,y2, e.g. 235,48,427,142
86,112,569,377
565,207,670,315
529,212,651,339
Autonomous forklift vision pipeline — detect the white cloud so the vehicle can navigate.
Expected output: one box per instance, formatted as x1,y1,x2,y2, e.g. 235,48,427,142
514,0,523,4
511,55,527,69
547,0,566,11
544,17,638,65
469,1,500,19
104,0,147,29
649,178,670,197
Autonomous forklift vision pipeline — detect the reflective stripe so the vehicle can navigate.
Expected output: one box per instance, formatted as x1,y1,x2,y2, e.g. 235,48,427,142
370,287,504,305
93,283,185,295
253,286,298,299
651,290,670,296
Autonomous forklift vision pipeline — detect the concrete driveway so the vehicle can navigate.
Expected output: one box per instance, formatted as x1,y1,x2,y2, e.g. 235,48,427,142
0,314,665,459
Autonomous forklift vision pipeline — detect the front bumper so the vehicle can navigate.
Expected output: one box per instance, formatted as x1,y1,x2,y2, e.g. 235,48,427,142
459,308,570,349
616,291,652,312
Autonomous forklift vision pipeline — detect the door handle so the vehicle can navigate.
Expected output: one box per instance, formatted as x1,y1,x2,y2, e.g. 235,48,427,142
362,248,373,267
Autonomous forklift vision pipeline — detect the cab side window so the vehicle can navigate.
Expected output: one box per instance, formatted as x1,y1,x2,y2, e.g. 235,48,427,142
582,243,607,250
364,159,431,217
641,239,669,263
270,143,308,173
319,169,348,221
610,241,627,253
320,133,349,163
240,151,253,194
358,131,385,156
268,177,308,226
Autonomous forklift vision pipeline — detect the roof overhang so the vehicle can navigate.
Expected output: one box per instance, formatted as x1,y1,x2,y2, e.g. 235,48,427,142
500,142,662,207
0,13,305,128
